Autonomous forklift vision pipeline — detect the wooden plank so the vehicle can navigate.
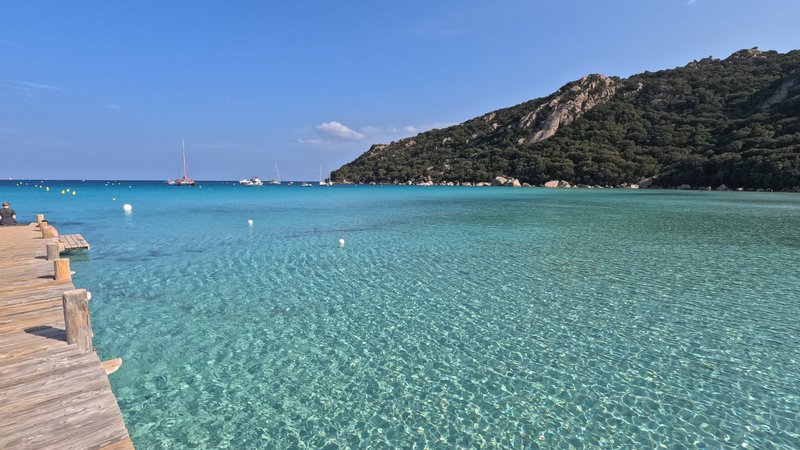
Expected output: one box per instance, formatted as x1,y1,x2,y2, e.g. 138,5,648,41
101,358,123,375
100,437,135,450
0,224,132,449
57,234,90,251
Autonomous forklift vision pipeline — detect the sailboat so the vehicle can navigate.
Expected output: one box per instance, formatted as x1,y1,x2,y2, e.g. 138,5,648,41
318,163,334,186
319,165,336,186
269,162,281,184
167,141,196,186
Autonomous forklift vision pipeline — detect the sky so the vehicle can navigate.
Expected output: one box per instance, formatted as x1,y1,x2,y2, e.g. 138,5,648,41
1,0,799,181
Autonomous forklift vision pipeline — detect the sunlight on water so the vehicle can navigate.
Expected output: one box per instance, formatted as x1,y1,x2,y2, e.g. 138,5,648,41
3,181,799,448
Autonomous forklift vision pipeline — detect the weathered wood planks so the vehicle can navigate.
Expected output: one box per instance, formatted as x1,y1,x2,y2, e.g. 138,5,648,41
0,223,132,450
58,233,90,251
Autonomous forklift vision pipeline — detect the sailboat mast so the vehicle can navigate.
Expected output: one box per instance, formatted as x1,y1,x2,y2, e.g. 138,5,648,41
182,140,188,179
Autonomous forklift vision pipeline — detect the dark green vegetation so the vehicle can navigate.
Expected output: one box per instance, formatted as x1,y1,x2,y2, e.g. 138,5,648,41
334,49,800,189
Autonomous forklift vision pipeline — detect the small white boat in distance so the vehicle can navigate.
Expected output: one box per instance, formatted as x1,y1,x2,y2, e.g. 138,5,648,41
300,181,312,187
269,163,281,184
319,165,335,186
167,141,196,186
239,177,264,186
319,164,334,186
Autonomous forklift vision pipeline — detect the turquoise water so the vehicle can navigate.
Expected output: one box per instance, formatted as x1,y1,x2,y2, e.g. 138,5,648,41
2,181,800,448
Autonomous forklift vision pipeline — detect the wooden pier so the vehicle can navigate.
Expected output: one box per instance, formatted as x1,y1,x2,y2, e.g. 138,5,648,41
0,220,133,449
58,234,91,251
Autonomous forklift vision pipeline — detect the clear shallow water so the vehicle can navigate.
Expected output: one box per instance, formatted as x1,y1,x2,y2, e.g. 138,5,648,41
2,181,799,448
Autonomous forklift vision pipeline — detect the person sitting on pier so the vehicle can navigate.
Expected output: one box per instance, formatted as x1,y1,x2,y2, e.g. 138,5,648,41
0,202,17,225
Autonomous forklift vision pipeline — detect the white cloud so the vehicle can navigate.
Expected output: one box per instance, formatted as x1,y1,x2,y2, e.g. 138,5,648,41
298,120,455,150
317,121,365,140
0,79,61,98
0,79,60,91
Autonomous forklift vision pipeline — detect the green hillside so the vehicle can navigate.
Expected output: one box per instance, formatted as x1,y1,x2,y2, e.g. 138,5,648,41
334,48,800,189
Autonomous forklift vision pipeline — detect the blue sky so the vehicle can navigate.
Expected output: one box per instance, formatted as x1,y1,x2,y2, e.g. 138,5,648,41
1,0,798,180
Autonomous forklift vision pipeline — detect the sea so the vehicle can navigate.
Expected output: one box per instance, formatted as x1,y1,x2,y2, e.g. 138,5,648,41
2,180,799,449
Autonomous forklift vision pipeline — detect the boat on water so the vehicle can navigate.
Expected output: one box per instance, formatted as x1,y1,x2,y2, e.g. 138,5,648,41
319,164,334,186
166,141,196,186
300,181,312,187
269,162,281,184
239,177,264,186
319,166,328,186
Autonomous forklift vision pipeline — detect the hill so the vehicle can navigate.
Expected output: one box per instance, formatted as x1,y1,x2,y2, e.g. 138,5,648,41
333,48,800,190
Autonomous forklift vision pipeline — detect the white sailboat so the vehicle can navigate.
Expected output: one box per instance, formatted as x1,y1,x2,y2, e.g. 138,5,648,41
166,141,196,186
269,163,281,184
319,164,335,186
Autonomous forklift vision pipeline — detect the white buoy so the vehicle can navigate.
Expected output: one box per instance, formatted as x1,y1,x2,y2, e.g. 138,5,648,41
247,219,254,226
122,203,133,213
338,238,345,247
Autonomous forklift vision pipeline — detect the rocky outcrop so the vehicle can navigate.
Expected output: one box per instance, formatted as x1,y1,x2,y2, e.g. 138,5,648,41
760,76,797,111
544,180,572,188
362,144,388,159
638,176,658,188
492,176,508,186
519,74,618,143
492,176,521,187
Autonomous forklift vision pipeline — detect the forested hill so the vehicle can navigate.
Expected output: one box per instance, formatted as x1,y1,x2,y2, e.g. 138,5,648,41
333,48,800,189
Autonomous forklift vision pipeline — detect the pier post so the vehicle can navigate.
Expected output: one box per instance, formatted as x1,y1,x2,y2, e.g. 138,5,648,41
46,242,60,261
54,258,71,281
41,225,58,238
36,213,44,224
62,289,93,353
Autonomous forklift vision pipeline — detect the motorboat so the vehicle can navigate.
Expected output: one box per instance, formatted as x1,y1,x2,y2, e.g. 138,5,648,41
239,177,264,186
